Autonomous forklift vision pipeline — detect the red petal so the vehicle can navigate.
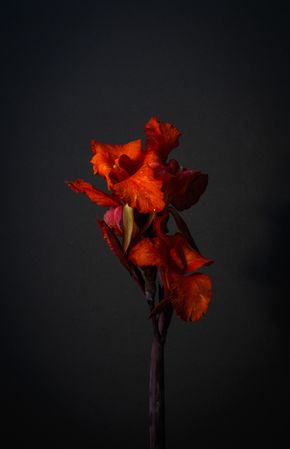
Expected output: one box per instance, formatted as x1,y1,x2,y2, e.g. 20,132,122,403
112,164,165,214
152,216,212,273
167,233,213,273
90,139,142,189
118,153,141,176
166,170,208,211
66,179,120,207
128,237,166,267
97,219,130,271
168,272,212,321
166,158,180,174
145,117,181,160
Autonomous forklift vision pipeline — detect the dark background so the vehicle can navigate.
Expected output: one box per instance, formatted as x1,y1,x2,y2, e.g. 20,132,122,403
1,0,289,446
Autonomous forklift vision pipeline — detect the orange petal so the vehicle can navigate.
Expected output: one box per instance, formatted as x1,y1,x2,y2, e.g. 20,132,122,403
66,179,120,207
166,170,208,211
145,116,181,160
90,139,142,189
168,272,212,321
168,233,213,273
128,237,166,267
112,164,165,214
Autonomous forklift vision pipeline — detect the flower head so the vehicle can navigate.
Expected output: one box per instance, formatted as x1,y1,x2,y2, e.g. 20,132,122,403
67,117,213,321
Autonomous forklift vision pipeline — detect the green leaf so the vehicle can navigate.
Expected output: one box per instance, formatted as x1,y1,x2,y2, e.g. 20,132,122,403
122,204,135,252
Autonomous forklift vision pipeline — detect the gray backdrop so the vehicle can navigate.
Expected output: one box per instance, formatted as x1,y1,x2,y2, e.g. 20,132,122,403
1,1,289,446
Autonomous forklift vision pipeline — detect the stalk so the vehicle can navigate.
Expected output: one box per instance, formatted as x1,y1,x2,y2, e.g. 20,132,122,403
149,304,172,449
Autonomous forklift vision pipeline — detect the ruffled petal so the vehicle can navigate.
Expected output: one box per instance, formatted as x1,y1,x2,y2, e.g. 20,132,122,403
112,164,165,214
152,217,212,273
166,170,208,211
168,272,212,321
66,179,120,207
128,237,165,267
167,233,213,273
144,117,181,161
90,139,142,189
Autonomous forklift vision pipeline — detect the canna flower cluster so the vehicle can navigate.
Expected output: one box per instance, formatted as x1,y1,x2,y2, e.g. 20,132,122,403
67,117,212,321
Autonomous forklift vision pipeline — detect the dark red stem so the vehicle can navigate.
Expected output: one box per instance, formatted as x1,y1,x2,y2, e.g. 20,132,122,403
149,304,172,449
149,332,165,449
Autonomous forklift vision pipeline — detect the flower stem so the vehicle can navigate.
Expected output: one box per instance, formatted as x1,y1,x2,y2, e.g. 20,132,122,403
149,332,165,449
149,304,172,449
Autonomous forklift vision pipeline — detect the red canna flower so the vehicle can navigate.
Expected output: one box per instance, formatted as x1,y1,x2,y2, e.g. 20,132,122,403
66,117,212,322
67,117,213,449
